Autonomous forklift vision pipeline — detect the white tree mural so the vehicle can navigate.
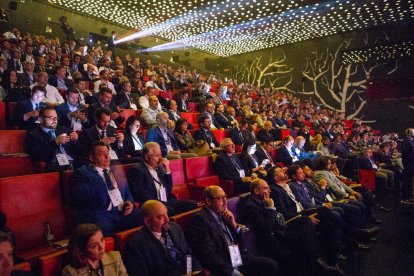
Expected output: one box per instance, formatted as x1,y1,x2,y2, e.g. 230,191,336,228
234,53,294,92
299,39,398,120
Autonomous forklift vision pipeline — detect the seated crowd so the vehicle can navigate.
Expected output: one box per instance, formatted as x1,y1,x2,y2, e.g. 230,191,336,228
1,26,414,276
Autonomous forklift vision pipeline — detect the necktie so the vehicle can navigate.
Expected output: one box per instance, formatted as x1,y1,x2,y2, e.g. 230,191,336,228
15,60,19,70
162,230,183,266
217,215,234,245
101,130,106,138
48,129,56,139
103,169,115,190
35,103,40,110
230,156,241,170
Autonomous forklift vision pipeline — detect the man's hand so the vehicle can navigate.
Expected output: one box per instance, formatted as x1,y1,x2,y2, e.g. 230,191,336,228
24,110,39,121
123,201,134,216
116,132,124,142
69,131,78,141
318,179,328,189
242,176,252,182
263,197,274,208
101,136,116,145
169,150,181,155
322,202,333,209
55,134,70,145
222,209,237,229
159,158,170,172
348,195,356,201
308,213,320,225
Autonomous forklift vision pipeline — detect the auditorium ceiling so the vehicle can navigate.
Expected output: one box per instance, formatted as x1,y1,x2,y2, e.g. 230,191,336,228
48,0,414,56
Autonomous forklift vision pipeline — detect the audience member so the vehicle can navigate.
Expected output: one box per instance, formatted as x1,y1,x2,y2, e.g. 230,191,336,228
13,85,45,130
122,116,144,162
193,115,220,149
55,88,89,130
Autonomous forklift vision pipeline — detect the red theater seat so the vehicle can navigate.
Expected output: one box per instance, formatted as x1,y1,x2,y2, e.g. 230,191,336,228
281,129,290,140
212,129,225,143
38,237,114,276
184,156,214,183
0,156,34,177
0,102,6,129
0,130,28,154
114,226,142,253
188,102,198,112
170,159,191,200
118,109,139,129
13,262,32,272
180,112,196,124
0,173,66,263
170,207,201,231
358,169,376,192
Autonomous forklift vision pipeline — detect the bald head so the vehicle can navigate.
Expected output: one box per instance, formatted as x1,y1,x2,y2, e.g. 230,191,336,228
141,200,169,233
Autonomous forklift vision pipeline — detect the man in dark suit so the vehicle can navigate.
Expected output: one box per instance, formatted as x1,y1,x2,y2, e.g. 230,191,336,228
127,142,197,215
228,119,248,147
56,88,89,130
123,200,203,276
401,128,414,203
115,80,139,110
214,138,253,193
214,104,233,129
77,108,125,163
257,121,278,143
242,179,343,274
193,115,219,149
276,136,298,166
26,106,78,172
13,85,46,130
255,137,277,169
200,102,221,129
7,48,23,73
176,91,189,112
47,66,73,91
71,141,143,236
69,53,84,74
359,148,395,191
87,87,125,127
186,185,278,276
17,60,36,86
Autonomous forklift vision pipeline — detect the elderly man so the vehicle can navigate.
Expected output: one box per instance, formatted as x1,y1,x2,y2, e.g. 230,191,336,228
31,71,64,105
17,60,36,86
127,142,197,215
116,80,139,110
186,185,278,276
47,65,73,91
140,95,161,128
26,106,78,172
71,142,142,235
214,138,253,193
146,112,197,159
123,200,203,276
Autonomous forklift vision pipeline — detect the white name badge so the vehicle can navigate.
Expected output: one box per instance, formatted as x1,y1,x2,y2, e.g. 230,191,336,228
108,188,124,207
109,149,119,160
72,121,82,132
130,103,138,110
109,120,118,129
56,153,70,166
238,170,245,178
228,244,243,268
326,194,334,202
186,255,192,275
261,159,270,166
159,186,168,202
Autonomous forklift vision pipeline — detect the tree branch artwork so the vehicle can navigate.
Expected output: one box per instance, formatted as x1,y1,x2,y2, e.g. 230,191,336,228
234,53,293,92
299,39,397,120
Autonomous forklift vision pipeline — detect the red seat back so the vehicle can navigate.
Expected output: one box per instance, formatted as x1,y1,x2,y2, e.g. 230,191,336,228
0,156,34,177
358,169,376,192
0,102,6,129
114,226,142,252
212,129,225,143
170,159,185,186
118,109,139,129
184,156,213,183
0,173,65,251
0,130,27,154
180,112,195,124
170,208,201,231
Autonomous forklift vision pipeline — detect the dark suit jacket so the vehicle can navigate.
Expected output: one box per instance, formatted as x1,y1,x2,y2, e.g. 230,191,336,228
123,222,201,276
176,97,188,112
146,127,180,156
71,164,134,222
290,180,317,209
228,127,244,146
26,125,76,166
255,146,276,169
17,72,36,86
242,129,256,145
214,153,246,182
115,91,139,109
165,109,181,123
193,128,219,148
7,59,23,72
358,156,376,170
200,112,221,129
270,184,298,219
77,126,123,159
239,153,260,174
87,102,125,127
13,99,43,130
330,142,351,159
274,118,288,128
47,75,73,89
256,129,274,143
276,145,293,165
186,207,241,275
127,162,175,204
402,138,414,173
214,112,233,129
56,102,89,128
123,133,144,158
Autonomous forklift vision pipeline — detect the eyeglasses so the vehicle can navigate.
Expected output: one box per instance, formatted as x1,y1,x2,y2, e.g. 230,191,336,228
43,116,58,121
210,195,227,201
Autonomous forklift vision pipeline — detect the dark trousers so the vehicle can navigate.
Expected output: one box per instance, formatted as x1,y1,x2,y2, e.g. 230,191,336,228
239,253,278,276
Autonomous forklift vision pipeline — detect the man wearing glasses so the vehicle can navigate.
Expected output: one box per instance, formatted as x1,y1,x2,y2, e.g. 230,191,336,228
187,185,278,276
26,106,78,172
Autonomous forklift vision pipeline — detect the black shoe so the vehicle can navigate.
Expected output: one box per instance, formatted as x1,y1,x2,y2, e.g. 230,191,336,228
401,200,414,206
315,258,345,274
356,226,380,239
355,243,370,251
369,217,383,224
336,254,348,261
378,206,392,212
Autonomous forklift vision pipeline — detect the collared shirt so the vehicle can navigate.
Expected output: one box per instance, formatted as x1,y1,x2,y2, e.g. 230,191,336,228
94,166,119,210
132,134,143,151
283,184,304,212
145,162,163,200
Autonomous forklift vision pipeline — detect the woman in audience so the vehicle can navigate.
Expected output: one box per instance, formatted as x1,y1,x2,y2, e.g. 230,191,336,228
174,118,209,156
1,70,30,102
62,224,127,276
239,141,268,179
0,231,34,276
122,115,144,163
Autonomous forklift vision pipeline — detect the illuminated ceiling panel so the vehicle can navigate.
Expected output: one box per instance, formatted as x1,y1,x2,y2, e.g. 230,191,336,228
48,0,414,56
